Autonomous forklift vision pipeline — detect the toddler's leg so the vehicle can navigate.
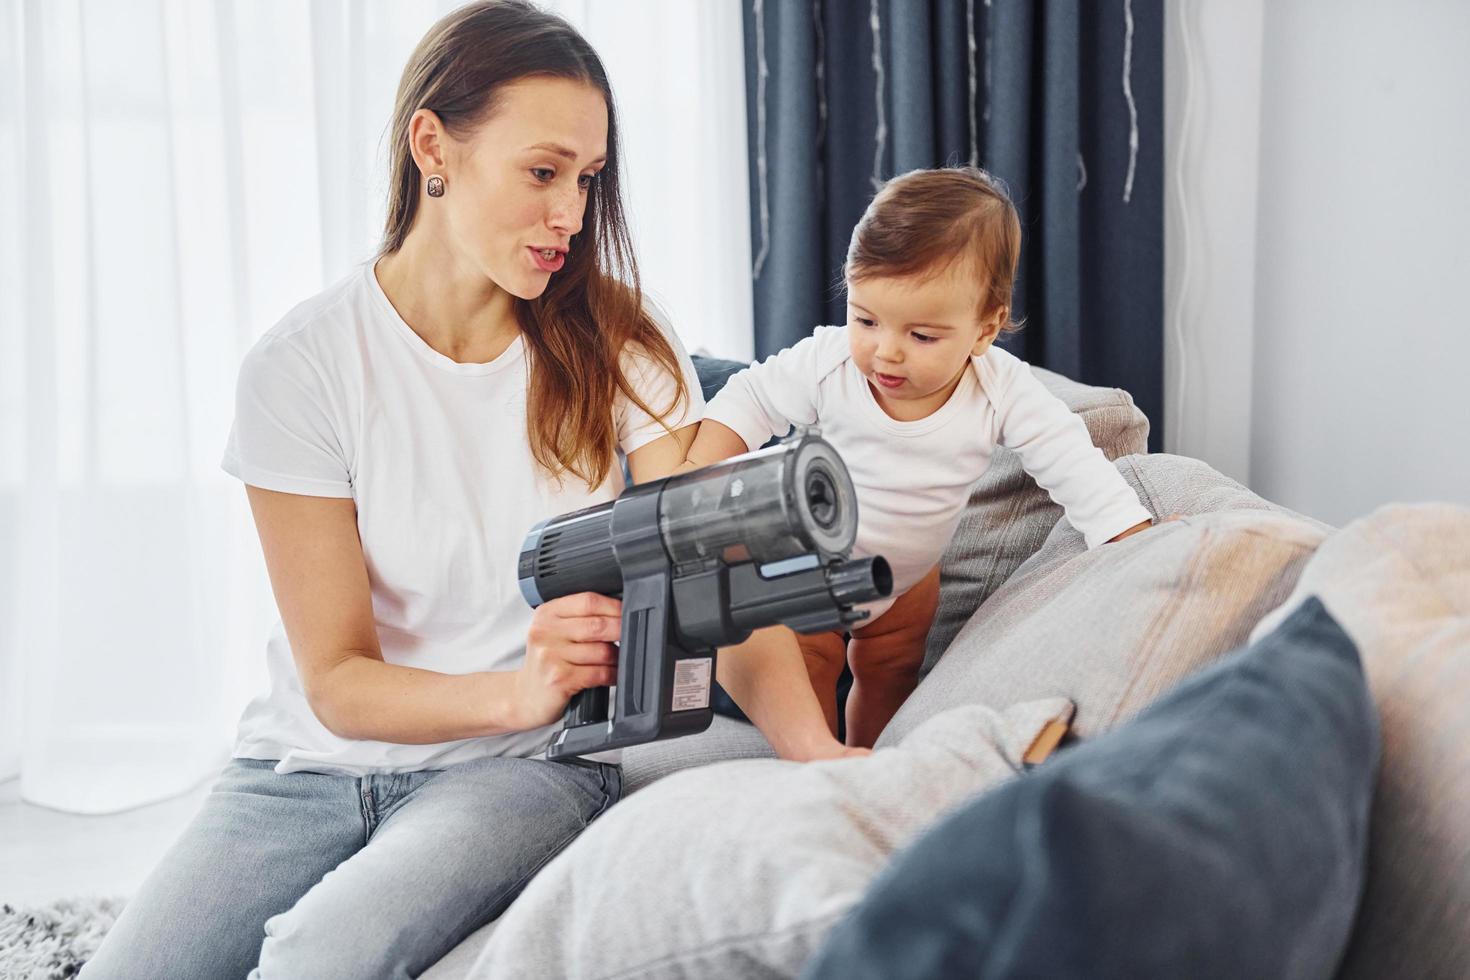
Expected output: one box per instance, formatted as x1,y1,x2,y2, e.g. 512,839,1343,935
795,628,849,739
845,564,941,748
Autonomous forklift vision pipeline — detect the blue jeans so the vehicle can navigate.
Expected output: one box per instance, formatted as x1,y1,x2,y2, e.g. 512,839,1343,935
80,754,621,979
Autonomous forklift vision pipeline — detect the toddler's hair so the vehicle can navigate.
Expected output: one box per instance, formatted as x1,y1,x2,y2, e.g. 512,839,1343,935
845,166,1022,331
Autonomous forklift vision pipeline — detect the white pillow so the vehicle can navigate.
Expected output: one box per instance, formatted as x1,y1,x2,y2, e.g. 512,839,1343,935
472,699,1073,980
1250,503,1470,980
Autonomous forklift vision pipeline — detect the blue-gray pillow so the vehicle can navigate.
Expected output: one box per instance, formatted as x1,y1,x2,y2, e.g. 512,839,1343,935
804,596,1380,980
691,353,750,404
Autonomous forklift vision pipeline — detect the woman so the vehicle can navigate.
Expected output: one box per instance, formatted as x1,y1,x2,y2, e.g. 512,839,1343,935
82,4,848,977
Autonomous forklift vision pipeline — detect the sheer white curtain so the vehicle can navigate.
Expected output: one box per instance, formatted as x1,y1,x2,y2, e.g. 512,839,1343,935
0,0,753,814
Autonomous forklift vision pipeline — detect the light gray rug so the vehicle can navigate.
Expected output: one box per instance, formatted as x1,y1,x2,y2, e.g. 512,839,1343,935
0,898,124,980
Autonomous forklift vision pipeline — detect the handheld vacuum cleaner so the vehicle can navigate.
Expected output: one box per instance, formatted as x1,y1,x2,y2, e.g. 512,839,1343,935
517,431,892,760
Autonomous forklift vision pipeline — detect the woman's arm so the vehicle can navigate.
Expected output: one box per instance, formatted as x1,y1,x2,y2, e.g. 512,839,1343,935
245,485,622,743
626,422,700,484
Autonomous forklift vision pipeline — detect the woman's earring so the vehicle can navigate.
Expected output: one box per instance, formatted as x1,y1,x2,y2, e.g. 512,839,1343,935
426,174,445,198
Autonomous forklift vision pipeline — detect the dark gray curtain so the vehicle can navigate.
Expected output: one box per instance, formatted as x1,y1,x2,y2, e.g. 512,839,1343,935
743,0,1165,449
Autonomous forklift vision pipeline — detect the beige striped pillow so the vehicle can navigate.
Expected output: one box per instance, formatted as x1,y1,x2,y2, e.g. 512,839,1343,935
887,453,1330,746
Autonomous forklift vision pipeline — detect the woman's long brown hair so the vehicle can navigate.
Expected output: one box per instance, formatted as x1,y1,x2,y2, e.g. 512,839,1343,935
380,0,687,489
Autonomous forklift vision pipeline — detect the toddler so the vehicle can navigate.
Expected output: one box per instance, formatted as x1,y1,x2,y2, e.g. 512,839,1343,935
680,167,1155,747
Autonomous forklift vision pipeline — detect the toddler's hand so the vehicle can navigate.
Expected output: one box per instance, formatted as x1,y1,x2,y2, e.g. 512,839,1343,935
1107,513,1184,544
1107,518,1154,543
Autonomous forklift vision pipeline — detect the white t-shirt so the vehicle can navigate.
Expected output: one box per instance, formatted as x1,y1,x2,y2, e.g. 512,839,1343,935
222,263,702,775
704,325,1151,621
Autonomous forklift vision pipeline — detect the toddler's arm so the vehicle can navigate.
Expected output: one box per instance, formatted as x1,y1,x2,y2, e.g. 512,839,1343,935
673,419,749,474
675,332,830,473
988,353,1154,548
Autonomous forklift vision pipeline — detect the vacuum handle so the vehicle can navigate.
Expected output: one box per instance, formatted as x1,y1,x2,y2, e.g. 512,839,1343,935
565,686,610,728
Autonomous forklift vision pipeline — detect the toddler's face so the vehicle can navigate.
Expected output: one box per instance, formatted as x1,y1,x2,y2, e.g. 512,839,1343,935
845,265,1005,415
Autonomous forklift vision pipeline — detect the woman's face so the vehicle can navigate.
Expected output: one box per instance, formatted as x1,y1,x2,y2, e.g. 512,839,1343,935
439,76,609,300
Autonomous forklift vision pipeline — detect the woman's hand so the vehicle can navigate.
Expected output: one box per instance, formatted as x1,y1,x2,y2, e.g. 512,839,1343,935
511,592,623,731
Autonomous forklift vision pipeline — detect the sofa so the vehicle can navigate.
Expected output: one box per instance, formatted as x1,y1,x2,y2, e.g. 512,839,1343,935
422,362,1469,979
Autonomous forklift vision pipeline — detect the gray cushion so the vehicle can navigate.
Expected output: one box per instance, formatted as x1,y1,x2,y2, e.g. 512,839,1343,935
925,368,1150,670
805,597,1379,980
620,714,776,796
1250,504,1470,980
471,700,1074,980
885,453,1330,746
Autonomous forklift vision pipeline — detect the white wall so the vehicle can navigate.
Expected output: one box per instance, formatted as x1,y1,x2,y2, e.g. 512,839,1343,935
1163,0,1265,485
1249,0,1470,526
1167,0,1470,527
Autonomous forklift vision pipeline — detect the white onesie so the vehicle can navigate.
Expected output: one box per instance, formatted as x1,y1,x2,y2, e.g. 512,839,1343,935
703,325,1152,621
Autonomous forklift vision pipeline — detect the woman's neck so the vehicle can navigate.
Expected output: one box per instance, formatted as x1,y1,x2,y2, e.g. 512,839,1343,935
373,232,520,365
